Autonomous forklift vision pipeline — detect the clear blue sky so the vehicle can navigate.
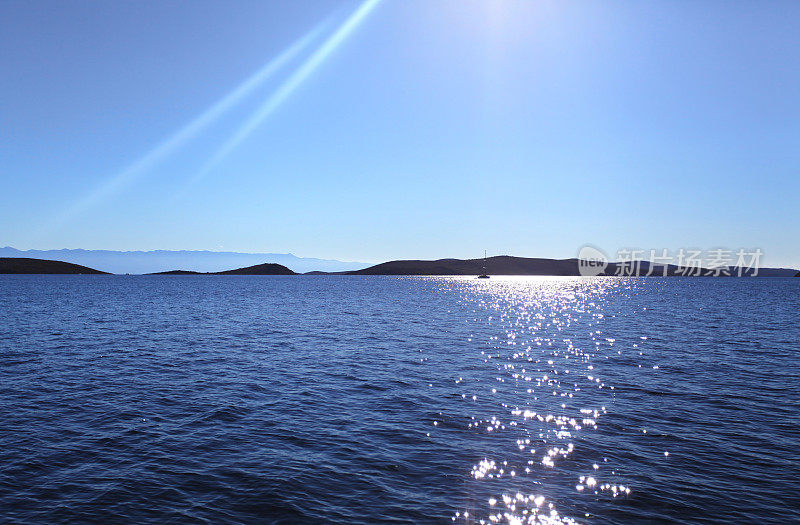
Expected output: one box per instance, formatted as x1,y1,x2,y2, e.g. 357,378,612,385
2,1,798,266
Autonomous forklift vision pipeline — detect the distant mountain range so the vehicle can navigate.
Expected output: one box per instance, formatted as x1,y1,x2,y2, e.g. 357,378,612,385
1,254,797,277
0,247,370,274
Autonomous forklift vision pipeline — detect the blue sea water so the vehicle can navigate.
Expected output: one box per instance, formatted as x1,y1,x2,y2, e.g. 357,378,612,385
1,275,798,524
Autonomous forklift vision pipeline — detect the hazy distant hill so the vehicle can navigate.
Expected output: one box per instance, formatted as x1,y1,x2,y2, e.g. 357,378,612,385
0,247,369,274
349,256,798,277
0,258,107,274
149,270,203,275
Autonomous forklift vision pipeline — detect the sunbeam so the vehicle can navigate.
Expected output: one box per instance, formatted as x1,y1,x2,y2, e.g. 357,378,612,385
48,18,330,229
185,0,382,188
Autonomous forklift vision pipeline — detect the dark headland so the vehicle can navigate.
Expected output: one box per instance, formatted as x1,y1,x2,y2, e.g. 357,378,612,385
0,257,108,274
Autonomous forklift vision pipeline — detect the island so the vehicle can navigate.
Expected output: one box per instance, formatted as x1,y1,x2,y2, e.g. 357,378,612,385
151,263,295,275
346,256,799,277
215,263,295,275
349,256,581,276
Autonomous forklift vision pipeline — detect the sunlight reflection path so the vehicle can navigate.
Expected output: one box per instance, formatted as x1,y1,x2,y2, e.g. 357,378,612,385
431,277,636,524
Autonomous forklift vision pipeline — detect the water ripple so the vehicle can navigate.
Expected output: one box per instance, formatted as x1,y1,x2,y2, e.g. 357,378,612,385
0,275,798,523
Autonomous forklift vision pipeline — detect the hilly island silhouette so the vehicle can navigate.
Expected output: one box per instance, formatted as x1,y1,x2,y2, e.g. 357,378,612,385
2,256,797,277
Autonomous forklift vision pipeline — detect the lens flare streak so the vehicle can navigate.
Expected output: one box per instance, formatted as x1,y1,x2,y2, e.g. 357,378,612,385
187,0,383,186
49,17,331,227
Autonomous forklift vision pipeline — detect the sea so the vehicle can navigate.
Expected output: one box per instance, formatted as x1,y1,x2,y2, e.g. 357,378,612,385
1,275,798,524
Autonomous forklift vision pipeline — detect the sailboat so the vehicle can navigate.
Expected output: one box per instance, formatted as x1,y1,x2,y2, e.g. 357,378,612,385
477,250,490,279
